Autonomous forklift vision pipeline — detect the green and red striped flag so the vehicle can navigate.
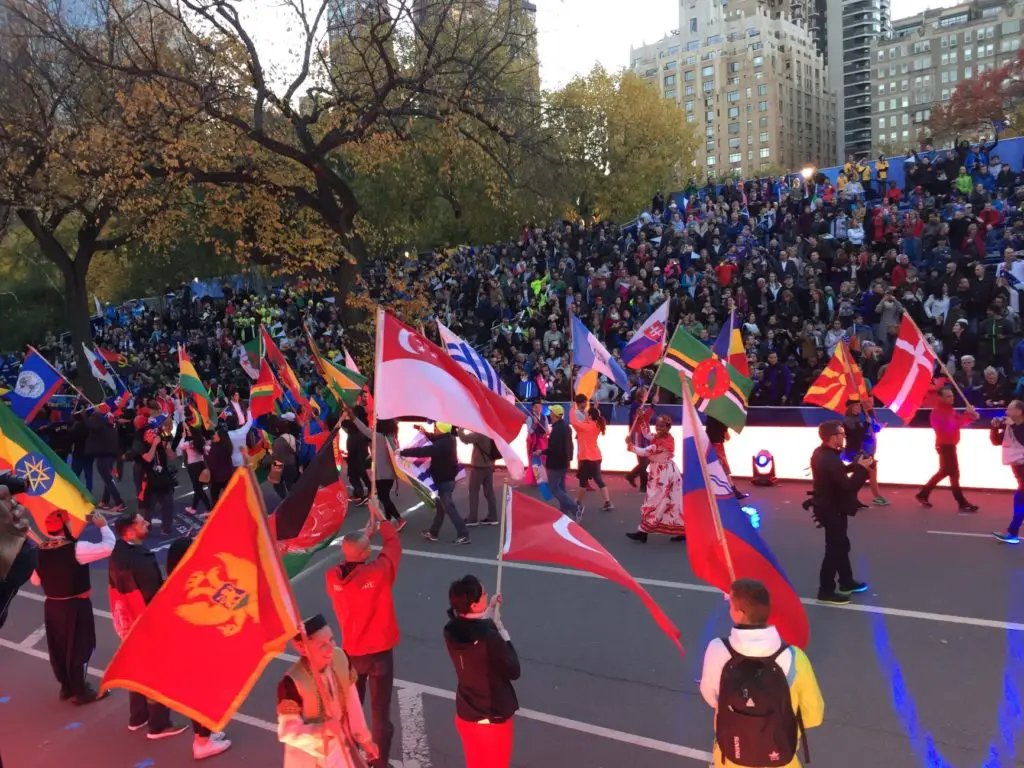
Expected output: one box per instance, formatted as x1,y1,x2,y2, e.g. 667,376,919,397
250,359,282,419
653,326,752,431
178,345,213,427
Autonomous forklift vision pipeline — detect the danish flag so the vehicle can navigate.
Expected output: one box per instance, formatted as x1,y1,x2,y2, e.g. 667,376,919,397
872,316,937,423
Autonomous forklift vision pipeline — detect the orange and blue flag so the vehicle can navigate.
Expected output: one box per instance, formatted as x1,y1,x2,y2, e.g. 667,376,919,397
681,387,809,648
712,309,750,379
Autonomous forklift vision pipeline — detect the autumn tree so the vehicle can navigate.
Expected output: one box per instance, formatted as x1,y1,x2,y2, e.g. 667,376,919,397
8,0,555,333
926,50,1024,146
547,66,699,221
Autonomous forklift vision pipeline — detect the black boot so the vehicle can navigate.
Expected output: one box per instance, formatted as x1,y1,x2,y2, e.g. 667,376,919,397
626,531,648,543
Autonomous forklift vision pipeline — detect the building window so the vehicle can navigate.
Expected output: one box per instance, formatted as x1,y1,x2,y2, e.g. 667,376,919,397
940,88,951,100
877,50,885,61
1003,20,1021,35
877,83,886,94
759,147,770,158
901,96,909,108
728,62,740,73
664,61,677,71
729,138,741,148
664,75,676,86
703,81,715,92
706,140,716,151
702,65,714,77
728,106,739,118
889,98,897,110
889,116,897,128
706,111,715,121
901,79,908,91
727,90,740,102
727,76,739,86
878,117,885,129
753,56,764,67
758,84,768,96
901,114,909,125
706,125,715,136
685,100,695,112
1001,39,1021,53
685,85,695,95
707,156,716,166
685,70,695,81
888,82,896,93
964,31,971,43
665,89,676,98
728,152,741,163
759,131,769,142
728,121,740,134
902,130,909,140
686,114,696,122
964,66,972,78
689,18,698,33
758,100,768,112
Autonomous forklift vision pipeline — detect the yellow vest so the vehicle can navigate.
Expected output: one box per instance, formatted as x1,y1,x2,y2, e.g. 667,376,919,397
877,161,889,180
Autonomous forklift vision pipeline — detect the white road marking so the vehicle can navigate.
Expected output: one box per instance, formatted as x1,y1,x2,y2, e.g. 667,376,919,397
926,530,995,538
5,594,714,762
19,624,47,648
397,687,431,768
378,547,1024,633
176,492,194,500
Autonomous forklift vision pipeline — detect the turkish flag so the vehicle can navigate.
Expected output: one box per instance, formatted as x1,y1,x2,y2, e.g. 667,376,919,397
502,490,683,654
872,316,937,423
101,469,300,731
375,310,526,478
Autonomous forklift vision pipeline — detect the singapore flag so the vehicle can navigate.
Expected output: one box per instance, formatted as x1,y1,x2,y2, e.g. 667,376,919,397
374,310,526,479
501,489,683,654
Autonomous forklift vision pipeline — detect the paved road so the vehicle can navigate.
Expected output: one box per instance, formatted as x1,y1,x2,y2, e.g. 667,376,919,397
1,469,1022,767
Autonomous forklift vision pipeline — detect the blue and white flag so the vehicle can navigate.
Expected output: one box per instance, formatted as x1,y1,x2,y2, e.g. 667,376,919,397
570,314,629,390
3,349,65,422
436,320,516,402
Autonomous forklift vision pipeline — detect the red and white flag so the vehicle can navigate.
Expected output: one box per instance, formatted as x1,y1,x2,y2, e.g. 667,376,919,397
501,490,683,654
82,344,115,392
872,315,937,423
374,310,526,478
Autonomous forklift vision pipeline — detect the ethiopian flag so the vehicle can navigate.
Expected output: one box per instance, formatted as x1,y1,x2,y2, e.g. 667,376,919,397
0,400,94,537
654,326,752,432
178,345,213,427
101,469,300,731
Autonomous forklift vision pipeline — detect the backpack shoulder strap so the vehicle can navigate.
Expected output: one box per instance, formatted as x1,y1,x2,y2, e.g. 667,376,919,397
720,637,738,659
768,643,790,664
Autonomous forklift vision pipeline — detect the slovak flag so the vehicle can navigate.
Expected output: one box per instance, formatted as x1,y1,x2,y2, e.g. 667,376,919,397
872,315,937,423
502,489,683,654
375,310,526,478
681,387,809,648
621,299,669,370
571,314,629,389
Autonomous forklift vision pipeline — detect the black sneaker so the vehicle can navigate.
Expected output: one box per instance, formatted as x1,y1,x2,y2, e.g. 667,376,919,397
817,592,851,605
600,502,614,512
147,722,189,740
128,720,149,733
914,494,933,508
72,686,110,706
958,504,979,514
453,536,471,545
625,531,648,543
465,520,480,527
837,581,869,595
733,489,750,500
420,530,438,542
481,518,500,526
670,535,686,542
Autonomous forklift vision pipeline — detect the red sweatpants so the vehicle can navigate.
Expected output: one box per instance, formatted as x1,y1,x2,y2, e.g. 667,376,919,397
455,716,515,768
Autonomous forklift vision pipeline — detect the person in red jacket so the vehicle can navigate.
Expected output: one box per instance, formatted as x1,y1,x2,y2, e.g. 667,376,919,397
915,386,979,513
325,517,402,768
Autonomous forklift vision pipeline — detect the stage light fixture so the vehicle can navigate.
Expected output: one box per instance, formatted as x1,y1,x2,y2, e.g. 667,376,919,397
752,450,777,487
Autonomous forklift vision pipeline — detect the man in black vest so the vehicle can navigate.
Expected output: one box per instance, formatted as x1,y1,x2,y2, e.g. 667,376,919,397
33,509,115,704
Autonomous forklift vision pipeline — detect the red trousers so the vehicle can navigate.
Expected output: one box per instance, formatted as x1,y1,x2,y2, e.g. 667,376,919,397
455,716,514,768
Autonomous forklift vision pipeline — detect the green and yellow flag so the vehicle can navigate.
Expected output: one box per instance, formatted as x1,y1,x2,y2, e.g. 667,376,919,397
179,345,213,427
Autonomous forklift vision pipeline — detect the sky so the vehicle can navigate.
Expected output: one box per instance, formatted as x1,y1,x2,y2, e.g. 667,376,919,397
533,0,961,89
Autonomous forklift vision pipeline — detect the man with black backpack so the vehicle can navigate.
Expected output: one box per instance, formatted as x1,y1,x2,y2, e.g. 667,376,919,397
699,579,823,768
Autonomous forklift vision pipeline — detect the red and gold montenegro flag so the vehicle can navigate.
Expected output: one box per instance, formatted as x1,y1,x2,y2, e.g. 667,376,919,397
803,341,871,414
101,469,300,731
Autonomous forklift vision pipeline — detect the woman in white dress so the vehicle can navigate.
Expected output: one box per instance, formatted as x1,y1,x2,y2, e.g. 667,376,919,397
626,415,684,543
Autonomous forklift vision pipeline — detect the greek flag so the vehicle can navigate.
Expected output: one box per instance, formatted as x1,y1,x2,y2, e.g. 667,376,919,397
436,320,516,402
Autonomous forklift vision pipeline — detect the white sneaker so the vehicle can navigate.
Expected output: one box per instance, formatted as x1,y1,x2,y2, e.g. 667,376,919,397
193,736,232,760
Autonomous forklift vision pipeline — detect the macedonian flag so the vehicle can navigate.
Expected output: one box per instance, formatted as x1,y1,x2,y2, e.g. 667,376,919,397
0,399,93,537
101,469,300,731
803,340,872,414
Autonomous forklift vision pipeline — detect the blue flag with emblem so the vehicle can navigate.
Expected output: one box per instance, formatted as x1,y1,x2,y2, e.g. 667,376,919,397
3,349,65,422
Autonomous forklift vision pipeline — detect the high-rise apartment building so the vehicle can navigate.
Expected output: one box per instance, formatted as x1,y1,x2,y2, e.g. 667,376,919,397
869,0,1020,155
825,0,892,161
629,0,835,180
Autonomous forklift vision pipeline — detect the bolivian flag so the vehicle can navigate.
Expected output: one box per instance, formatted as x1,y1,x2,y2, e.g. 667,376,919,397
0,400,93,537
249,359,281,419
178,345,213,427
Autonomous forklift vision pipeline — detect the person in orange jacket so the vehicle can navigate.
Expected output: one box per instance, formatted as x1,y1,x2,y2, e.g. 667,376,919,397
325,517,402,768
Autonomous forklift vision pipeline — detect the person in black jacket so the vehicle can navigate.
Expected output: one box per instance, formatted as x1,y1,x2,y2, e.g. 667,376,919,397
108,512,188,739
810,421,873,605
541,405,576,516
444,574,520,768
401,423,470,544
68,412,93,495
86,410,125,511
341,405,372,505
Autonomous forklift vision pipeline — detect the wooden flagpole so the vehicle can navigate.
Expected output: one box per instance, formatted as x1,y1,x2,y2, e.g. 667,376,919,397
681,379,736,583
494,482,510,626
370,307,384,508
837,340,870,411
